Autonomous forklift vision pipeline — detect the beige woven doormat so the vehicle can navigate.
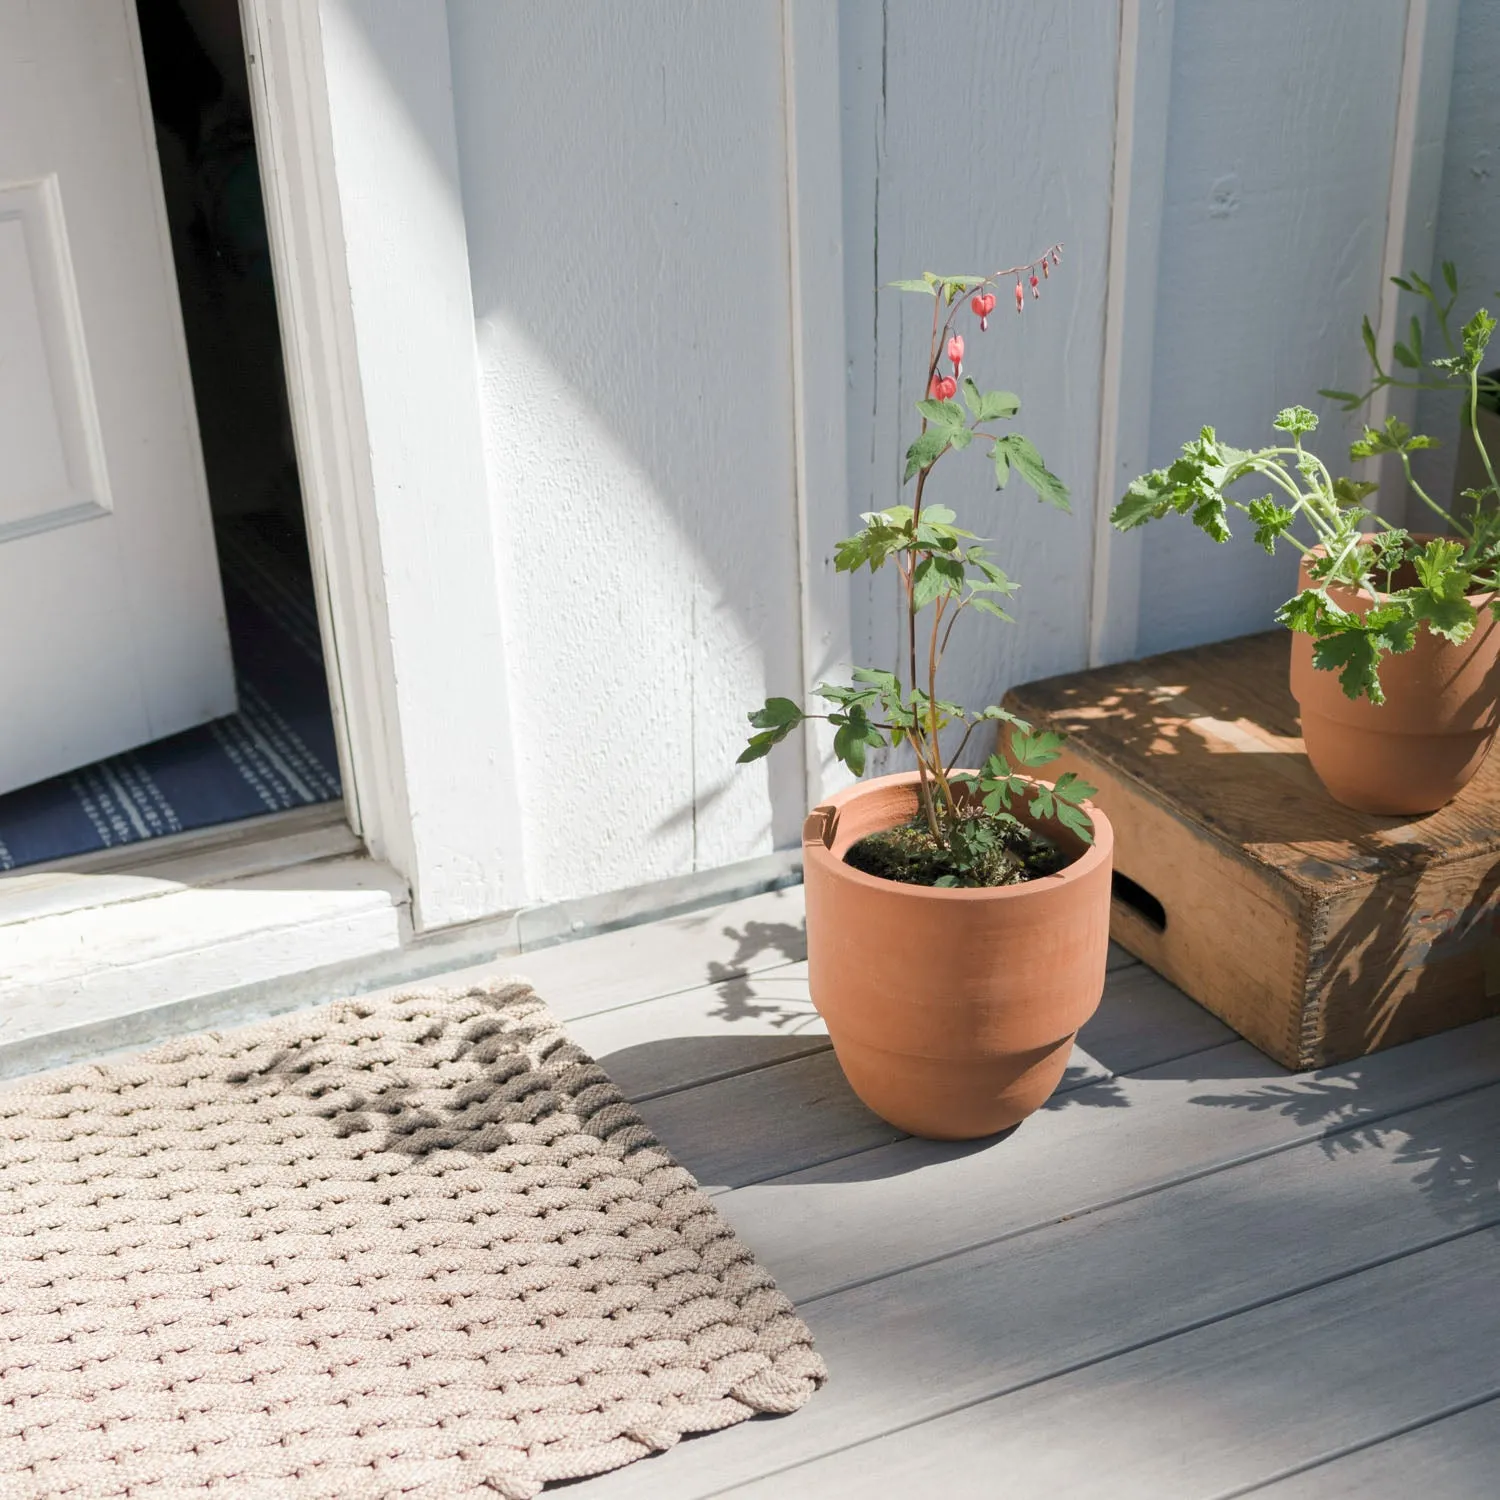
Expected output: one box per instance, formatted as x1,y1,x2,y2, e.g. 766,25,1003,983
0,981,825,1499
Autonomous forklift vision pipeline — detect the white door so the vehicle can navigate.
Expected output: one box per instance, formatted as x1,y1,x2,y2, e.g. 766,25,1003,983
0,0,237,795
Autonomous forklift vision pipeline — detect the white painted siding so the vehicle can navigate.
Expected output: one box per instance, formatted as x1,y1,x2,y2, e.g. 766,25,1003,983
1134,0,1412,657
841,0,1120,768
1414,0,1500,505
447,2,804,906
335,0,1493,915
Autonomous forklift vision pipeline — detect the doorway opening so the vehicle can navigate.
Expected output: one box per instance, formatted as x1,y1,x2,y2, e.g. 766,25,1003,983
0,0,342,873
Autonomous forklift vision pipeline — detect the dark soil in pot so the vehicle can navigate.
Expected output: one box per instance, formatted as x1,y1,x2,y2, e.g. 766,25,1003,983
844,812,1069,887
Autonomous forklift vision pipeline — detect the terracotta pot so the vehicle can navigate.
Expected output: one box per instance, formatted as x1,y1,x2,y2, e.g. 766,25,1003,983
1289,538,1500,815
801,770,1113,1140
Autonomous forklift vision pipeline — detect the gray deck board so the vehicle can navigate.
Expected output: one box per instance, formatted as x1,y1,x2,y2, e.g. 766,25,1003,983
575,1080,1500,1498
1245,1396,1500,1499
566,959,827,1101
724,1227,1500,1498
566,953,1222,1193
709,1022,1500,1304
534,888,1500,1499
510,885,809,1019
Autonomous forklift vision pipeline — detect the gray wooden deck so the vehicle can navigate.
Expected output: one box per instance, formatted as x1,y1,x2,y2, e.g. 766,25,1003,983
499,883,1500,1499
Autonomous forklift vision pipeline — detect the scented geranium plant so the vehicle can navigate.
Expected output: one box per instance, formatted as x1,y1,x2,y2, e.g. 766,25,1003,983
738,246,1095,889
1110,262,1500,704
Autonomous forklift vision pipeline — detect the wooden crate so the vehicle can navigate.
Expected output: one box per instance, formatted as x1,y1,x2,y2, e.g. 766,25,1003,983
1004,631,1500,1070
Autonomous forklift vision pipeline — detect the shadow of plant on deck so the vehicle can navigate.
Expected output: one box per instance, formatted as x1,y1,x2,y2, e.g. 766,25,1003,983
1187,1061,1500,1228
702,913,809,1031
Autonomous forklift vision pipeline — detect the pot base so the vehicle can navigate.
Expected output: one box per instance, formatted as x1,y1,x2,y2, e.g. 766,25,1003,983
1300,708,1495,815
829,1029,1074,1140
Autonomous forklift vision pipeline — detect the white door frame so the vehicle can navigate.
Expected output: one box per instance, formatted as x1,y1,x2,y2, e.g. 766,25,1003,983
237,0,394,855
237,0,526,931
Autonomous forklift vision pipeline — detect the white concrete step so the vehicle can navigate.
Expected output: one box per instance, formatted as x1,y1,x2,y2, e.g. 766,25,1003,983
0,809,409,1075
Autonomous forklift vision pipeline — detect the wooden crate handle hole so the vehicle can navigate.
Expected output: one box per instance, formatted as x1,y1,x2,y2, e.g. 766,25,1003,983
1112,871,1167,933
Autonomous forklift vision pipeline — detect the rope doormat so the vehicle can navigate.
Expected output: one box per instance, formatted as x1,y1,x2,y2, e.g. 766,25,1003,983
0,981,826,1498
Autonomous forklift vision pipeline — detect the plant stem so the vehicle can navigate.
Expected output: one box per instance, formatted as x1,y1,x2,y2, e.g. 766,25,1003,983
927,597,956,825
1400,452,1471,538
1469,363,1500,500
897,491,940,835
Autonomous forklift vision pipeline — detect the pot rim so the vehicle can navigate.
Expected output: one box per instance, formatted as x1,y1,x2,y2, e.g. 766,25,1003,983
802,768,1113,902
1302,531,1497,608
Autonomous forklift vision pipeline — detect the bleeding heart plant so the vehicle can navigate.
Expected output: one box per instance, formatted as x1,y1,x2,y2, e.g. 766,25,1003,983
738,246,1096,888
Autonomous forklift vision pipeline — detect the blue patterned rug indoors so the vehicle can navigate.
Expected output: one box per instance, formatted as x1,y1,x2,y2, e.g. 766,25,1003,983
0,514,342,871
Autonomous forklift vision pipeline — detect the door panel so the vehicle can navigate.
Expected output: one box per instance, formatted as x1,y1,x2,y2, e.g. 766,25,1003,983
0,0,236,795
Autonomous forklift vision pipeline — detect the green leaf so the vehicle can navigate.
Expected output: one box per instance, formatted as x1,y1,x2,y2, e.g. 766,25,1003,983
1311,630,1384,702
851,665,901,694
911,554,964,608
1443,260,1459,295
747,696,803,730
1350,415,1435,460
1318,388,1362,408
904,430,950,481
1412,537,1466,590
833,532,874,573
961,380,1020,422
992,434,1070,511
1311,604,1417,703
1332,477,1380,509
888,278,936,295
1392,341,1419,370
1408,537,1477,644
917,398,967,428
1191,492,1231,543
1247,496,1296,555
1410,314,1424,363
1111,470,1170,530
978,763,1031,815
936,275,985,305
991,443,1011,490
1273,405,1319,436
739,696,804,763
1391,275,1414,293
831,720,867,775
973,705,1032,731
1276,588,1333,635
1411,586,1477,645
830,707,885,776
967,552,1017,592
1466,308,1497,364
913,518,965,551
1362,314,1378,366
969,596,1014,621
1436,310,1498,377
737,731,775,762
1054,799,1095,843
1052,769,1097,803
1009,728,1066,768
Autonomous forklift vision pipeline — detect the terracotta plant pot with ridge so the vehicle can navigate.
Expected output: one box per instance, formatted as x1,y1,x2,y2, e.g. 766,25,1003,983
1290,539,1500,816
801,770,1114,1141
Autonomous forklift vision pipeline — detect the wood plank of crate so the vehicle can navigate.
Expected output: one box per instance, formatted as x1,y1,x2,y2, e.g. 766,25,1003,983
1005,631,1500,1069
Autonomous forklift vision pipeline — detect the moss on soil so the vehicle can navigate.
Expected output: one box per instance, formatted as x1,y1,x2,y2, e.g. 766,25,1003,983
844,814,1069,889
